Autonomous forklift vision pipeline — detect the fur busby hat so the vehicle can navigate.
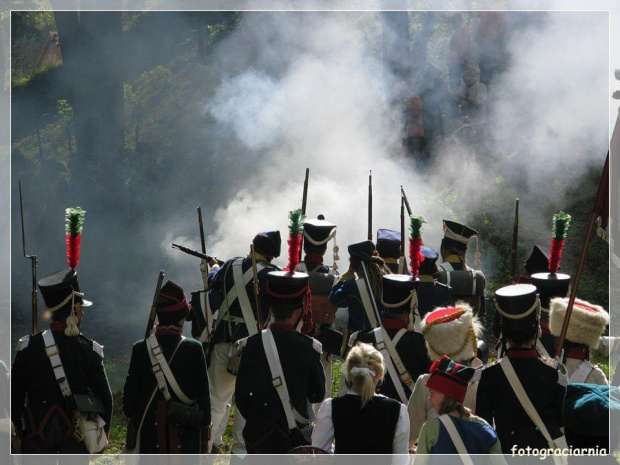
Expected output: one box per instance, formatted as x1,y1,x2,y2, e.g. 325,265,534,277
381,274,418,315
494,284,540,334
421,304,482,362
425,355,475,403
549,297,609,349
266,271,310,311
376,229,401,260
441,220,479,252
253,230,281,259
156,281,190,325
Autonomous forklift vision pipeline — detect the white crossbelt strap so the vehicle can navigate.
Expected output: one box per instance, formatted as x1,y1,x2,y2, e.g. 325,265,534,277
233,261,259,336
146,335,194,405
42,330,72,398
438,414,474,465
198,291,213,343
439,262,454,272
569,360,594,383
536,340,550,358
355,279,379,328
372,328,410,404
499,357,568,465
261,329,309,430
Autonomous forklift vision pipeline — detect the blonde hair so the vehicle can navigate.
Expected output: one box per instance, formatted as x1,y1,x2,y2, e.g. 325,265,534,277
342,343,385,407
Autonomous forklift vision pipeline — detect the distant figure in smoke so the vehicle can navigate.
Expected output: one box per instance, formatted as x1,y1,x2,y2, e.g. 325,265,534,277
123,280,211,453
474,11,509,88
295,216,341,415
402,93,429,166
448,13,472,91
375,228,403,274
206,231,281,453
453,65,487,148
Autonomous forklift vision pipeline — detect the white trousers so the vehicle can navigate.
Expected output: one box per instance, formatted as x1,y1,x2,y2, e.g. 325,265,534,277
208,342,246,453
312,354,333,416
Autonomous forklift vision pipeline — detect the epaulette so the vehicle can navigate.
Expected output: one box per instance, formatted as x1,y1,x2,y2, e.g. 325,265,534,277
348,331,360,347
92,341,105,359
16,335,30,352
311,338,323,355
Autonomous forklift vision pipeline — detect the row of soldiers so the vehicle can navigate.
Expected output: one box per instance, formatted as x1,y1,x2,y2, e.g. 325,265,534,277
10,209,616,457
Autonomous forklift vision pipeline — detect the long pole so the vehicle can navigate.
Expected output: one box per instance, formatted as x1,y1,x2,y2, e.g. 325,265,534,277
509,198,519,284
299,168,309,261
19,180,38,334
368,170,373,241
555,155,608,358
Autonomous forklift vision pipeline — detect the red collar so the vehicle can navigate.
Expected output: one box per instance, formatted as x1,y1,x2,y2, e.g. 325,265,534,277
565,348,587,360
506,349,539,359
270,322,295,331
383,318,407,330
50,322,67,332
304,254,325,265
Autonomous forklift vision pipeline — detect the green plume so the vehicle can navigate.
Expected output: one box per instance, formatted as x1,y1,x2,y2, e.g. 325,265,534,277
410,215,426,240
65,207,86,235
288,209,304,236
552,211,571,240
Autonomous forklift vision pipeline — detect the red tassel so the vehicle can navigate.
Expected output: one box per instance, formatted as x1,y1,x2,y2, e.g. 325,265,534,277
287,234,303,274
66,233,82,269
409,237,424,278
548,238,564,273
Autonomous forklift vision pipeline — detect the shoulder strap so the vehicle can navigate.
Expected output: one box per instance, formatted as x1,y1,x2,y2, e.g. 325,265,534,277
438,415,474,465
499,357,566,464
438,262,454,272
372,328,409,404
42,330,72,398
355,279,379,328
535,339,550,358
569,360,594,383
146,335,193,405
197,291,212,343
261,329,310,430
379,328,414,390
392,328,407,347
233,260,259,336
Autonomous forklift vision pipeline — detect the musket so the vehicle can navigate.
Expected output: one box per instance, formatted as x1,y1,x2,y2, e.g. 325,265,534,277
359,261,382,328
19,180,38,334
197,207,213,342
509,198,519,284
250,244,264,331
171,243,223,265
299,168,309,261
368,170,373,241
398,194,407,274
145,270,165,339
401,185,412,216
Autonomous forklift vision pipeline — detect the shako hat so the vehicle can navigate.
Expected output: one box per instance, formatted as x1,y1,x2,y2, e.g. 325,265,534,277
494,284,540,334
156,280,190,325
376,228,401,259
425,355,475,403
531,272,571,309
421,304,481,361
267,271,310,311
348,240,375,261
549,297,609,349
381,274,419,314
419,246,440,275
524,245,552,276
253,230,281,259
303,217,336,251
442,220,479,251
39,269,91,319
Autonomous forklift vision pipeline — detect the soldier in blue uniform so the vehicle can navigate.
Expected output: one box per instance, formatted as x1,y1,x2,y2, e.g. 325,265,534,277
294,216,341,410
329,240,391,335
416,246,453,322
123,280,210,454
235,271,325,454
349,274,431,403
376,228,404,274
12,269,112,456
476,284,566,454
436,220,486,318
206,230,281,453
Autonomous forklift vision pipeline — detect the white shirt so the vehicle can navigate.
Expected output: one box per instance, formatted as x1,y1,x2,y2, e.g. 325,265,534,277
311,392,410,460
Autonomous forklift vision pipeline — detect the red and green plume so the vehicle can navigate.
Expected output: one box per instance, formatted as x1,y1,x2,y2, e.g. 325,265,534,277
548,211,571,273
287,209,305,273
65,207,85,270
409,215,426,278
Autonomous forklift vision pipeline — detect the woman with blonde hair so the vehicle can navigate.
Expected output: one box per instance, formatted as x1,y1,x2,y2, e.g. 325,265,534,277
311,343,410,454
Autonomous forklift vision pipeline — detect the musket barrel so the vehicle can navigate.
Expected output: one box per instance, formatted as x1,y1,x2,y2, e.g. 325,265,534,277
145,270,165,339
250,244,263,331
401,185,412,216
368,171,373,241
509,198,519,283
19,180,38,334
198,207,206,255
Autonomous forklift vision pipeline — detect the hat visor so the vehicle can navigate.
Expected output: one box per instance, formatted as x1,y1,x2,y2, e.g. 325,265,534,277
81,298,93,307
